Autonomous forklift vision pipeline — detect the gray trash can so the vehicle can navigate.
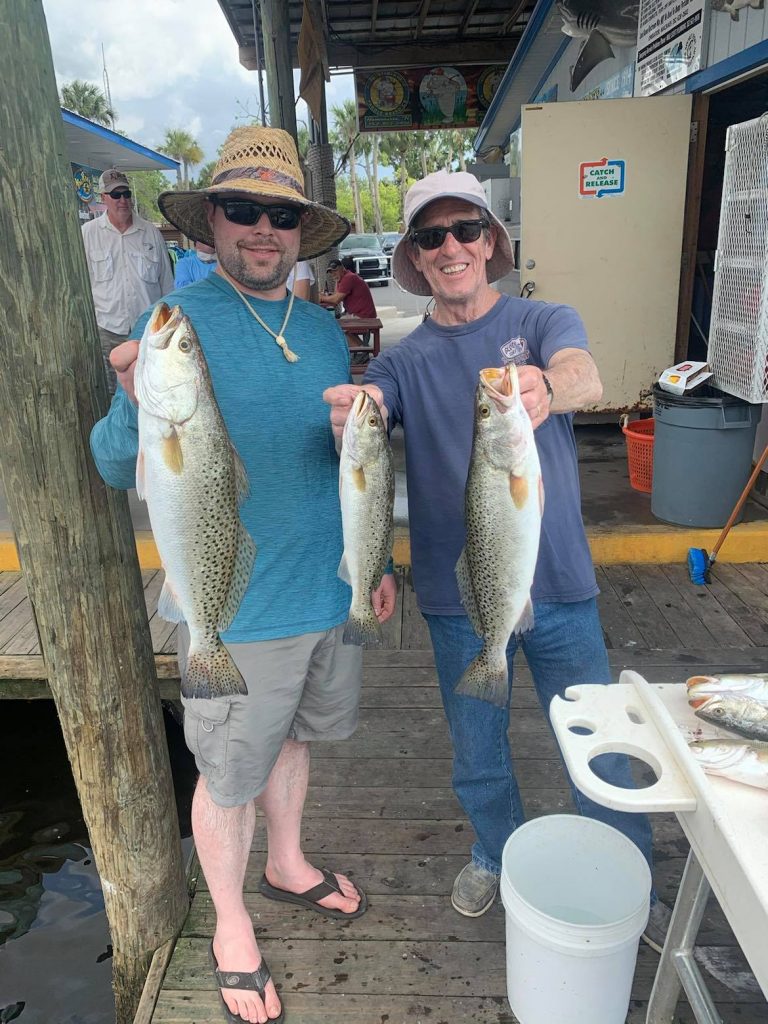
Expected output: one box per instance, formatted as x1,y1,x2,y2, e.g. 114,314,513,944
651,384,761,528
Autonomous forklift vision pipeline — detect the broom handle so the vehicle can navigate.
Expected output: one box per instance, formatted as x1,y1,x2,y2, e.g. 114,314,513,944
710,442,768,562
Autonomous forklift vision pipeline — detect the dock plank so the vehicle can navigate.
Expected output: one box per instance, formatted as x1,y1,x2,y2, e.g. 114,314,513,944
602,564,680,648
595,566,646,648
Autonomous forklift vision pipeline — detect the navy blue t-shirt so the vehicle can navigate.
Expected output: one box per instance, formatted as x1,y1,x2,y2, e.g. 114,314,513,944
364,294,599,613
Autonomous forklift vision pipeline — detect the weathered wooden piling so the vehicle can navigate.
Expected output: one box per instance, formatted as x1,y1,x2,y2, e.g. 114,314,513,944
0,1,187,1020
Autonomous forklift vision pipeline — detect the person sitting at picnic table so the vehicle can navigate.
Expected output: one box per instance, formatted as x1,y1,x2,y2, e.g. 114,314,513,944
320,258,377,363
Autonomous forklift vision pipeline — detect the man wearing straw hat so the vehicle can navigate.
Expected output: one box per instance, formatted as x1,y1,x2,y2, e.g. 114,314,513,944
90,126,396,1024
324,170,670,952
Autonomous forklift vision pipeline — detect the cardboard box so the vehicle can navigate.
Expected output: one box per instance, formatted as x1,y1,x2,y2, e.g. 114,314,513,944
658,361,712,396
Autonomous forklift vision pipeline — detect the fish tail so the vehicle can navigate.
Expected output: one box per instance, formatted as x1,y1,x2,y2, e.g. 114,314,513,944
182,640,248,700
455,647,508,707
343,602,383,648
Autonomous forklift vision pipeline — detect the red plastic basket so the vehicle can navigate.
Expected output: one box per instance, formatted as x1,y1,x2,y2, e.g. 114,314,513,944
621,417,655,493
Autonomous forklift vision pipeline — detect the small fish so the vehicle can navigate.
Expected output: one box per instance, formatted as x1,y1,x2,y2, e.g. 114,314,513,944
558,1,640,91
687,673,768,707
693,693,768,743
688,738,768,790
711,0,764,22
338,390,394,646
455,365,543,706
136,303,256,699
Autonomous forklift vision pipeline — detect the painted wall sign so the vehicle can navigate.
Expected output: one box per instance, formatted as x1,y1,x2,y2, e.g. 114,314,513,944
635,0,705,96
579,158,626,198
355,64,506,133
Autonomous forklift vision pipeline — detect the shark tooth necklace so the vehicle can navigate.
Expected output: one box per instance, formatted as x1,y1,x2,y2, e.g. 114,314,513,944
219,265,300,363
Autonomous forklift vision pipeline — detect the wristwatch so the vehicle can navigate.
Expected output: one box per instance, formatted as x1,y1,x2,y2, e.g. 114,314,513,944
542,373,554,405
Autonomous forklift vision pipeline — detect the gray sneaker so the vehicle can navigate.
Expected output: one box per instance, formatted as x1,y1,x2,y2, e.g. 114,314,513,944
642,899,672,953
451,862,499,917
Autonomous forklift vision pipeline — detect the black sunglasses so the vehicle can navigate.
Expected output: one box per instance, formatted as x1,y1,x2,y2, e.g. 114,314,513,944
211,197,303,230
410,218,489,251
107,189,132,200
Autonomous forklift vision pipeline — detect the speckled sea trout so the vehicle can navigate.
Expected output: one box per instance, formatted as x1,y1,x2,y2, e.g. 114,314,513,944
455,365,543,706
135,302,256,700
693,693,768,743
687,673,768,707
338,390,394,646
688,738,768,791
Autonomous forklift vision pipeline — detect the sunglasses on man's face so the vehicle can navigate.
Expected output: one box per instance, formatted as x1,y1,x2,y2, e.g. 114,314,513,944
409,218,489,251
107,189,132,200
211,197,303,231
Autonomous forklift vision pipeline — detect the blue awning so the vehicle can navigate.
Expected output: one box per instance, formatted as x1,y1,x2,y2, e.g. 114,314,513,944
61,109,179,173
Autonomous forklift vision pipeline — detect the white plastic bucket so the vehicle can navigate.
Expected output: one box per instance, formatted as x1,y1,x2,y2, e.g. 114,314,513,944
500,815,651,1024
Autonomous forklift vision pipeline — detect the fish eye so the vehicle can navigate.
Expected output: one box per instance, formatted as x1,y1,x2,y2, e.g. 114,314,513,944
480,404,491,418
368,415,378,427
178,338,192,353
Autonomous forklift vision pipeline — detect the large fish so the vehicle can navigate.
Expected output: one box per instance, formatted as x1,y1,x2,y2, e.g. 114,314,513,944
693,693,768,743
455,365,543,706
135,302,256,700
688,738,768,791
688,673,768,707
557,1,640,92
338,390,394,646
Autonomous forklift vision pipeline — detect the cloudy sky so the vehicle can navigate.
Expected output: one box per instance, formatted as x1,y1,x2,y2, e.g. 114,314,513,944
44,0,356,174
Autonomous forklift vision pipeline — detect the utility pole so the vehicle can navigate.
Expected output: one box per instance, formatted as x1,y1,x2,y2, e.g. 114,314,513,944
260,0,297,136
0,3,187,1021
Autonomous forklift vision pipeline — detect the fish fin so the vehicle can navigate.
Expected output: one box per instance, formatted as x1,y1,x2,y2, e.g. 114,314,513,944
539,475,545,517
571,31,614,91
136,447,146,501
232,447,250,504
218,524,257,632
343,604,383,647
455,548,483,637
337,551,352,585
509,473,529,510
162,427,184,475
455,646,508,707
352,466,366,491
513,598,535,636
182,640,248,699
158,578,186,623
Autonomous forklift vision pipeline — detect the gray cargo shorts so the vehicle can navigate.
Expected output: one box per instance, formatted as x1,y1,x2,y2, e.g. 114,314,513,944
178,624,362,808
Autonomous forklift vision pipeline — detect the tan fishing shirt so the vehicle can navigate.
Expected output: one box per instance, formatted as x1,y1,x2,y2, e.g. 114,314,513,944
81,212,174,334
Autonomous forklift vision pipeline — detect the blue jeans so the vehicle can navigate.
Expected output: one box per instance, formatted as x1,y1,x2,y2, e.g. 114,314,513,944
425,599,655,891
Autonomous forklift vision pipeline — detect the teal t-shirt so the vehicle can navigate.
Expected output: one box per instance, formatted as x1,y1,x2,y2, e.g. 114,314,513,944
90,272,352,642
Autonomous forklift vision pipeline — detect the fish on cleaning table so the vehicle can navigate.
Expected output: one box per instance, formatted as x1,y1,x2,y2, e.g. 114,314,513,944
688,738,768,791
338,389,394,647
135,302,256,700
455,364,543,707
693,693,768,743
687,673,768,707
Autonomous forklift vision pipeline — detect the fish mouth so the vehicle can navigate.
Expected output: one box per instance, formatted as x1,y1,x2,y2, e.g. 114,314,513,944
479,365,518,409
688,696,709,709
148,303,184,349
351,390,370,421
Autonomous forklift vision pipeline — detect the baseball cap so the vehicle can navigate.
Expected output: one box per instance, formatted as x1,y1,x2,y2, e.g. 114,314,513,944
391,169,515,296
327,259,344,270
98,168,130,193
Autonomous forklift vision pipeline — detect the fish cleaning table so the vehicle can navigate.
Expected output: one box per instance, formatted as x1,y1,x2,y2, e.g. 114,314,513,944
550,672,768,1024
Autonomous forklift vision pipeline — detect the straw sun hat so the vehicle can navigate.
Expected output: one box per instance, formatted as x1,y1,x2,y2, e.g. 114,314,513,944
158,126,350,260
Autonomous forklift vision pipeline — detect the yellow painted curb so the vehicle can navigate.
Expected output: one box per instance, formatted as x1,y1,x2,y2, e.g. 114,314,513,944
0,521,765,572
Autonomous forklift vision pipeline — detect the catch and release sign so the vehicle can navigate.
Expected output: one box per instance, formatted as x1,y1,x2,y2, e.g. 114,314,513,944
355,64,505,133
579,158,626,198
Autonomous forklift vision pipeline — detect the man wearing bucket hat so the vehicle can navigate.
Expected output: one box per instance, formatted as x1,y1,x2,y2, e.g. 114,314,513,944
90,126,396,1024
324,169,670,950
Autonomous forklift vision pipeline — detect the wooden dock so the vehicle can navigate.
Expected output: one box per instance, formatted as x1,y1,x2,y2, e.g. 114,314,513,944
2,566,768,1021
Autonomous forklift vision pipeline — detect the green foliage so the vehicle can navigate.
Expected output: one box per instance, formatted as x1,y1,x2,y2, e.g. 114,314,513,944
189,160,217,190
159,129,204,189
60,79,116,127
335,176,405,232
125,170,172,222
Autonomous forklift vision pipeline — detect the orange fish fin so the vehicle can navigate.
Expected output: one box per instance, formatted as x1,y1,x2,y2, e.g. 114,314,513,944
510,473,529,510
353,466,366,491
162,427,184,474
136,447,146,500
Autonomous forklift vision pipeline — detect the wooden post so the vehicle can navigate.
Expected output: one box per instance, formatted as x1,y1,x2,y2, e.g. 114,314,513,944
0,3,188,1021
261,0,298,137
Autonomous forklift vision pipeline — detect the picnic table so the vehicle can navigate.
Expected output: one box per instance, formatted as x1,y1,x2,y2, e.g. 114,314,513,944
339,315,382,374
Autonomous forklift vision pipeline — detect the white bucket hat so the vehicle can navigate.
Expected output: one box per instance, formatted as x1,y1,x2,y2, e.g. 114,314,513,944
392,170,515,296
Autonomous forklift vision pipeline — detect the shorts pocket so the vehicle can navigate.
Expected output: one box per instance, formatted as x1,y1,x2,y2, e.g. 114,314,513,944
90,251,113,283
182,698,233,774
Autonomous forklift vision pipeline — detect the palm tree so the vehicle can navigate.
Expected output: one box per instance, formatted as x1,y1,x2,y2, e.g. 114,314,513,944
60,80,116,127
330,100,364,232
159,129,204,189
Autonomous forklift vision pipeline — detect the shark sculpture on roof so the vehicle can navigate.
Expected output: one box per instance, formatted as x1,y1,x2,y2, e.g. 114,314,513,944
557,1,640,93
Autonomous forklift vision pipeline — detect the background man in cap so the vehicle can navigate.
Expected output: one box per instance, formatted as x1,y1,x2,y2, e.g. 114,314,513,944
324,169,669,951
320,257,377,361
90,127,394,1024
81,168,174,393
